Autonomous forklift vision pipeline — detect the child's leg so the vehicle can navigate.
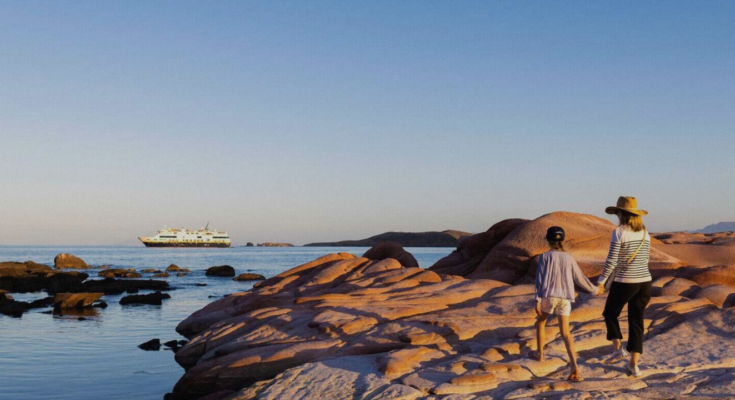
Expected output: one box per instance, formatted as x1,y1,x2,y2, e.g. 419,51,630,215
535,313,549,360
558,314,579,374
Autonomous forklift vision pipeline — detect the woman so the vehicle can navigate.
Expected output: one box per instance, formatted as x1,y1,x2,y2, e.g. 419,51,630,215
597,196,651,377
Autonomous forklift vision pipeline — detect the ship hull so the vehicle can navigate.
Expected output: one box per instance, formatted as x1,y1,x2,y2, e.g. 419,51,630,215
141,242,230,248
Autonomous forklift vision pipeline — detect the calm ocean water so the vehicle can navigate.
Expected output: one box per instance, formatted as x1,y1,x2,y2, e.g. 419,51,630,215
0,246,452,400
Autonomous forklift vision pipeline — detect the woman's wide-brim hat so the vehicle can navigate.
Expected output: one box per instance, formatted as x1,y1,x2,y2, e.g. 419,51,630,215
605,196,648,216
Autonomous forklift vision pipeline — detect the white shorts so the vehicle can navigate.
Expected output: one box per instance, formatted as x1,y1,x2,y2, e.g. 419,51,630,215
540,297,571,316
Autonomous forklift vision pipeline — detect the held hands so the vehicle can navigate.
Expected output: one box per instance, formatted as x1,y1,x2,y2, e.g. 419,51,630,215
597,283,605,296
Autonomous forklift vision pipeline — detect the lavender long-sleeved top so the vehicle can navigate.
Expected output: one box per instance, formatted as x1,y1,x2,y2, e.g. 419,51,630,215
534,250,599,302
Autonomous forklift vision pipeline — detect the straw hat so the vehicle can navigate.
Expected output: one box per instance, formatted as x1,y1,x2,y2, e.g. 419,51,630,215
605,196,648,216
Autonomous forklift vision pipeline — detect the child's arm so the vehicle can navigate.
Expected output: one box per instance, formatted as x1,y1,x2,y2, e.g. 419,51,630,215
572,258,599,295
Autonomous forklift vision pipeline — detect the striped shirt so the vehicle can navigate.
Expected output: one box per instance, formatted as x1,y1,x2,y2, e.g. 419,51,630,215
597,226,652,285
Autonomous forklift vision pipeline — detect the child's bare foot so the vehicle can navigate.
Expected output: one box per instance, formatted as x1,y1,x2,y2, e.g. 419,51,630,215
568,368,584,382
529,350,544,361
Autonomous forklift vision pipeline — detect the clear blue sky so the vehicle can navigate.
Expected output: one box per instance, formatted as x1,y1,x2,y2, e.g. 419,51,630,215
1,1,733,245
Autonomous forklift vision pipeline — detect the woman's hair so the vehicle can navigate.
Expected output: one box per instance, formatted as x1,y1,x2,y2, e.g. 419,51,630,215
547,240,565,251
618,211,646,232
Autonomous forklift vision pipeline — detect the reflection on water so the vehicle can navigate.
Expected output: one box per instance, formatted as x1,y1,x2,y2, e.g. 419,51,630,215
0,246,451,400
53,308,101,318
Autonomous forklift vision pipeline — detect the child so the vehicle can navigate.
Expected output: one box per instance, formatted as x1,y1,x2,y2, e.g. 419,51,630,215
529,226,600,382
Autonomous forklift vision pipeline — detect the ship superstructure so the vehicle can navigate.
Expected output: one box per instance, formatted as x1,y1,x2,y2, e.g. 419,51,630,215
139,224,231,248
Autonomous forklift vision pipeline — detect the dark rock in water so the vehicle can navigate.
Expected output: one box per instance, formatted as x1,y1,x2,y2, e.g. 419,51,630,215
83,278,169,295
246,242,254,247
0,261,88,293
362,243,419,268
92,300,108,308
1,293,55,317
176,272,187,277
196,283,207,287
163,340,186,353
166,264,183,272
98,269,142,279
53,293,104,309
119,291,171,305
138,338,161,351
0,292,24,317
178,340,188,346
0,301,25,318
206,265,235,277
54,253,89,269
153,272,170,278
141,269,161,273
77,317,86,321
233,273,266,281
258,242,294,247
208,295,218,298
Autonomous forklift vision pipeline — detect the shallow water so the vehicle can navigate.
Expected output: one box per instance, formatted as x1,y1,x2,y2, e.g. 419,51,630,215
0,246,452,400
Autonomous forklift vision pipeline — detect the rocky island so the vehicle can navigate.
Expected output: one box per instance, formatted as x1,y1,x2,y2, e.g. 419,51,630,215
305,229,473,248
166,211,735,399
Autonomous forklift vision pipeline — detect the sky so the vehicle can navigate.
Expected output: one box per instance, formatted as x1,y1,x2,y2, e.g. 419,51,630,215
0,1,733,245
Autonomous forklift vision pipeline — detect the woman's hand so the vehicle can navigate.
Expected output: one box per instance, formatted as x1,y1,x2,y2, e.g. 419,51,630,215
535,302,542,316
597,283,605,296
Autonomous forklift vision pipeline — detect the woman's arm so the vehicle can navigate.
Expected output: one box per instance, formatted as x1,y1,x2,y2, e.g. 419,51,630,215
597,231,621,286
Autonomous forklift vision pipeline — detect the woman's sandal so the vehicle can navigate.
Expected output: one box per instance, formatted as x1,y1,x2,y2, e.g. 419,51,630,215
568,372,584,382
528,350,543,361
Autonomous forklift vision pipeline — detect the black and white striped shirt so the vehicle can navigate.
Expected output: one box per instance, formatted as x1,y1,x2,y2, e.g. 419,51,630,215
597,226,652,285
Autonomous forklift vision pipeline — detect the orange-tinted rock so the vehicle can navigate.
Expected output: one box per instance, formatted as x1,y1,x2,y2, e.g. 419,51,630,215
468,212,680,283
53,292,104,309
363,243,419,268
54,253,89,269
694,284,735,308
675,265,735,287
430,219,528,276
98,269,142,278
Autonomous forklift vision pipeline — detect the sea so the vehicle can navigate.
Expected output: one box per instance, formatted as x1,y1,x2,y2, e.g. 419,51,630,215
0,246,452,400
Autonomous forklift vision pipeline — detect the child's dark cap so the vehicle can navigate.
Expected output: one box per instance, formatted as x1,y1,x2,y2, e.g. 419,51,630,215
546,226,565,242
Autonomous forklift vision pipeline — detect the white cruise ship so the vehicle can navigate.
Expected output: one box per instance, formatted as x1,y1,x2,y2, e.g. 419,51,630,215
138,224,231,248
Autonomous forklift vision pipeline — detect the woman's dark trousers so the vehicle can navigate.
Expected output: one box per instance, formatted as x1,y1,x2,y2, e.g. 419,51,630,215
602,281,652,354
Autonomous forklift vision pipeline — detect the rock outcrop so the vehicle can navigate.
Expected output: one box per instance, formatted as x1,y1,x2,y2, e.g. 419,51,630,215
120,291,171,305
466,212,680,283
305,230,473,248
430,219,528,276
167,212,735,400
98,268,142,278
257,243,295,247
0,261,89,294
206,266,236,277
362,242,419,268
53,292,104,309
54,253,89,269
653,231,735,267
233,273,266,282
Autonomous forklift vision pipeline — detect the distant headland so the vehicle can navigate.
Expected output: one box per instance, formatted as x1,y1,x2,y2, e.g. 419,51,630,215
304,230,473,247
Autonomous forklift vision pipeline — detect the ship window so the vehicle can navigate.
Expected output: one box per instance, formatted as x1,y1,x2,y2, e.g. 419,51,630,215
213,236,229,239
